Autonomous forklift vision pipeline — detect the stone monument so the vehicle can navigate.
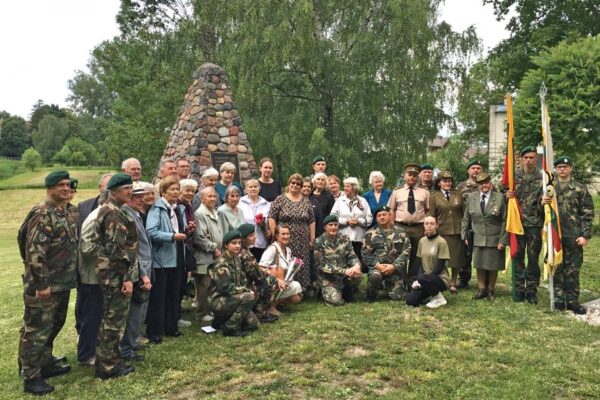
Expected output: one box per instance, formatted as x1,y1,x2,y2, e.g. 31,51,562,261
158,63,258,182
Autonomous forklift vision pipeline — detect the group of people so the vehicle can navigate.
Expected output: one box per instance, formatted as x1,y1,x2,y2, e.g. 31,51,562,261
17,150,594,395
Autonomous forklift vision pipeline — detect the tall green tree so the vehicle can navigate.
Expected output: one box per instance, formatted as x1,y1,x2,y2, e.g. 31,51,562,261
31,114,70,162
0,114,28,157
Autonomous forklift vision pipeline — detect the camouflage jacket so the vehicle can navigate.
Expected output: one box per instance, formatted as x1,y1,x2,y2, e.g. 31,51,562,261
208,251,252,297
315,233,359,282
510,169,543,227
417,181,434,193
239,248,268,286
555,179,594,239
361,225,411,273
21,199,78,293
456,179,479,202
95,199,138,283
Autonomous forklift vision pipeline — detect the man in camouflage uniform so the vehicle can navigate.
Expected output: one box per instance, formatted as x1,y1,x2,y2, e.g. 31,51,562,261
506,146,544,304
543,156,594,314
455,159,484,288
237,224,278,323
18,170,78,395
417,163,435,193
92,173,138,379
315,215,362,306
362,206,411,302
209,230,259,337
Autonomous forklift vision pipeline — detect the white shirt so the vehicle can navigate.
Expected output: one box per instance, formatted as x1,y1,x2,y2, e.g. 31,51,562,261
479,191,490,210
259,242,293,270
330,194,373,242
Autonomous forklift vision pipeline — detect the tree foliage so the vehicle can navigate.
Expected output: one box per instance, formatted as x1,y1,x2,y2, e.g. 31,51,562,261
52,137,100,166
0,114,28,157
22,147,42,171
514,36,600,170
31,115,70,163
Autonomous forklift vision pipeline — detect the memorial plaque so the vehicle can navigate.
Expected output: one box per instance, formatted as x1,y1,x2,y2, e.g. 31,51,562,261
211,152,240,183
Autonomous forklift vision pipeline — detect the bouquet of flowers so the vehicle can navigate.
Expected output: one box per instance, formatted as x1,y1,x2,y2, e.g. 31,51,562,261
284,257,304,283
255,213,268,234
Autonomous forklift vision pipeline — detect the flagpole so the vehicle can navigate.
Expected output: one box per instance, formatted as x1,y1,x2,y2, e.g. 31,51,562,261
539,83,555,311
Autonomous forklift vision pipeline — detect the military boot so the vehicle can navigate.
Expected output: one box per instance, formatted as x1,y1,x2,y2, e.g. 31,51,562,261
41,363,71,379
222,326,248,337
525,292,538,305
567,302,586,315
24,377,54,395
514,292,525,302
95,363,135,380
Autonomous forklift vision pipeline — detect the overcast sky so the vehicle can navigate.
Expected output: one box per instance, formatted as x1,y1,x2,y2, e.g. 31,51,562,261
0,0,509,119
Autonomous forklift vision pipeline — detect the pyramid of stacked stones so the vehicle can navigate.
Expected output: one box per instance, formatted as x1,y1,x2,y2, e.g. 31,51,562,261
159,62,258,182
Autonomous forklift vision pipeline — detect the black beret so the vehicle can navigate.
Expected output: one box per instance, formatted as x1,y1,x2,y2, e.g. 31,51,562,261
467,159,483,168
69,178,78,191
373,205,391,217
520,146,536,156
107,173,133,190
312,156,326,164
223,230,242,244
237,223,255,238
554,156,571,167
323,214,339,225
420,163,433,170
44,170,70,188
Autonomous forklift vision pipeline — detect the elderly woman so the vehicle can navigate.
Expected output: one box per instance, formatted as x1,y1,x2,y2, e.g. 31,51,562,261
462,172,507,301
311,172,335,222
218,186,245,234
193,186,223,323
328,175,342,199
363,171,392,227
259,223,303,315
258,157,281,202
176,179,198,325
192,167,220,211
239,179,271,261
146,178,188,343
268,174,315,290
301,177,324,237
215,162,243,204
331,177,372,267
428,170,465,294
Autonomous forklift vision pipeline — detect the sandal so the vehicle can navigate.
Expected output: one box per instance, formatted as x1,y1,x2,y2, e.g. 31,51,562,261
449,285,457,295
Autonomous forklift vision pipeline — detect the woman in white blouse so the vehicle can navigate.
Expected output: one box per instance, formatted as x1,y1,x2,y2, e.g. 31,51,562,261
331,177,372,269
239,179,271,261
259,224,302,315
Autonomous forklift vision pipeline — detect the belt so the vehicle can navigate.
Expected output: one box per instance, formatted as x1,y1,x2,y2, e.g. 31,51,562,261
396,222,424,228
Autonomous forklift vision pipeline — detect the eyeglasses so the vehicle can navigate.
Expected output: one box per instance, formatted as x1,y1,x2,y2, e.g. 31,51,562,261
290,181,302,186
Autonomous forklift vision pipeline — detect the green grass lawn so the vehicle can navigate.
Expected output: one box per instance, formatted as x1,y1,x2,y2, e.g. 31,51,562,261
0,167,115,190
0,189,599,399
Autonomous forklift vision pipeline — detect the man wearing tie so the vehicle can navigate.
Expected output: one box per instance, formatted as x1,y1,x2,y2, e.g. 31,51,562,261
388,163,430,285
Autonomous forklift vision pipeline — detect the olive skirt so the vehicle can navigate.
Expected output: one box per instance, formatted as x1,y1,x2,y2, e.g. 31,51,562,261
473,246,505,271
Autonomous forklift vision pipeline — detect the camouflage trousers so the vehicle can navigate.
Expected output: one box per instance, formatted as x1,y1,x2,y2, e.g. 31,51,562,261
96,277,131,374
366,271,405,301
320,276,361,306
513,226,542,295
253,275,278,317
554,237,584,305
212,292,258,331
19,290,70,380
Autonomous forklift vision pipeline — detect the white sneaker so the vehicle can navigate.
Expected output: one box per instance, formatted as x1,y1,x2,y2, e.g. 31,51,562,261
178,319,192,327
426,293,447,308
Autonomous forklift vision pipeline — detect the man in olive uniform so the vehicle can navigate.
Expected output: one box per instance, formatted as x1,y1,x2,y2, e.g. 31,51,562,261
93,173,138,379
209,230,259,337
237,224,278,323
362,206,411,302
506,146,544,304
18,170,78,395
315,215,362,306
388,163,429,285
455,159,484,288
417,163,435,192
543,156,594,314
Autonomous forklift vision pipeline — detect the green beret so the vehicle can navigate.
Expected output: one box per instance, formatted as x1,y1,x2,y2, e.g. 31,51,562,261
237,223,255,238
520,146,536,156
45,170,70,188
554,156,571,167
467,159,483,169
475,172,491,184
323,214,339,225
107,173,133,190
403,163,420,174
420,163,433,171
312,156,326,164
437,170,453,180
373,205,391,217
223,230,242,245
69,178,78,191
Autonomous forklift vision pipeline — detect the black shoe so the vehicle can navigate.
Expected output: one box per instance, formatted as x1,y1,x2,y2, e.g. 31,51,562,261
258,314,278,324
554,302,566,311
122,353,145,362
51,355,67,365
166,330,183,338
95,364,135,380
41,363,71,379
212,315,228,330
487,290,495,302
148,335,162,344
526,293,538,305
341,286,355,303
24,377,54,395
514,292,525,302
222,327,248,337
457,280,469,289
567,302,586,315
472,289,487,300
366,297,376,303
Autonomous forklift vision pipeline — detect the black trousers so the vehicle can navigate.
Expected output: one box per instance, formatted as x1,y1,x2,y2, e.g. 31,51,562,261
147,267,182,337
75,283,103,362
352,241,365,272
406,274,446,307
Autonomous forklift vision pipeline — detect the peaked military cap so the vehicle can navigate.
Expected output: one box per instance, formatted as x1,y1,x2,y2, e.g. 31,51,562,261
403,163,421,174
44,170,70,187
437,170,453,180
237,223,255,238
475,172,491,184
223,230,242,244
107,173,133,190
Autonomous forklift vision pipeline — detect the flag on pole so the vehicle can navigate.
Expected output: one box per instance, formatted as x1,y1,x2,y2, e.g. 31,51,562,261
502,95,524,260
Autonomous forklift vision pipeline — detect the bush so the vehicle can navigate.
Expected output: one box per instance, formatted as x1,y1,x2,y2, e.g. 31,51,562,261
21,148,42,171
52,138,99,166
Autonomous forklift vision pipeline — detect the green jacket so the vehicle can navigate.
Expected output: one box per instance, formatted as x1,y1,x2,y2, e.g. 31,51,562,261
556,179,594,239
462,191,508,247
